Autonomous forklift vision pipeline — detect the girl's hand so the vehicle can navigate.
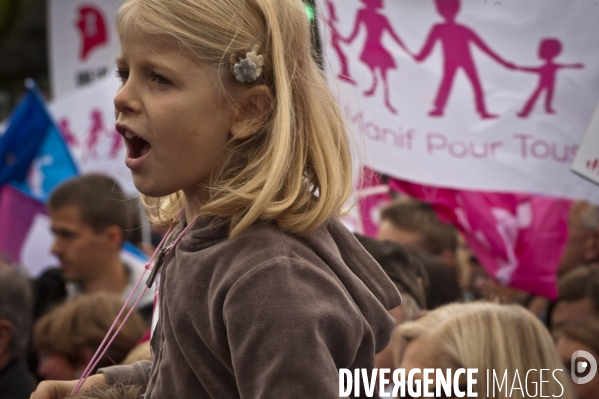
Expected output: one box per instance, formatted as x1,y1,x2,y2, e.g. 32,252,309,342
30,374,107,399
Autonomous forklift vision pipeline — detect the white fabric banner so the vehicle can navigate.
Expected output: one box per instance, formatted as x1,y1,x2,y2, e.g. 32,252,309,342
572,102,599,187
48,76,136,194
48,0,122,99
319,0,599,202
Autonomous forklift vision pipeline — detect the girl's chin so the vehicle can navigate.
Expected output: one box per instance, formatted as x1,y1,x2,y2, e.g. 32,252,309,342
132,177,178,198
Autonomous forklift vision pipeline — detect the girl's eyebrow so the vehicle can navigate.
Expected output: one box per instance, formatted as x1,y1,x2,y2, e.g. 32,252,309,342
115,56,179,74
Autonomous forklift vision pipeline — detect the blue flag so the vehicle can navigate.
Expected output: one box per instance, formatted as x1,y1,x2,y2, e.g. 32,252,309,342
0,81,78,201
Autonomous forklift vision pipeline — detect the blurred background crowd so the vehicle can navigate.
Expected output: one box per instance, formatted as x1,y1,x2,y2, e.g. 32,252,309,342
2,173,598,397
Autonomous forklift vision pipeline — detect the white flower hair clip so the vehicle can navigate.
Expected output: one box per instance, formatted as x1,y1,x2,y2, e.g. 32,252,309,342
229,30,266,83
232,51,264,83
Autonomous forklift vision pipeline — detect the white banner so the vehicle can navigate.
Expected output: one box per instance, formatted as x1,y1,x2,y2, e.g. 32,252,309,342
320,0,599,202
48,76,136,194
48,0,122,99
572,101,599,187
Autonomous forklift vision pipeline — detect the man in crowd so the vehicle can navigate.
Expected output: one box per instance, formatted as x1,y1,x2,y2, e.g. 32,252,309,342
0,262,36,398
550,265,599,334
558,200,599,274
38,174,153,322
377,198,458,266
377,198,461,307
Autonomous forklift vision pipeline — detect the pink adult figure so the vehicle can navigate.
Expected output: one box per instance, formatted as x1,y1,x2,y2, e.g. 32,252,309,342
413,0,515,119
515,39,583,118
58,118,78,147
324,0,356,85
346,0,409,114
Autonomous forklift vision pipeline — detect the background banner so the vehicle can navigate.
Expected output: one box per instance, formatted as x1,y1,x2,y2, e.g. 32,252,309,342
49,76,136,194
571,101,599,187
388,177,571,299
352,168,570,298
320,0,599,202
48,0,122,98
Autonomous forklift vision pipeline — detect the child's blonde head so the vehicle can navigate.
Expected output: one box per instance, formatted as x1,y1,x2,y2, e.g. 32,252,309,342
117,0,353,237
392,302,573,399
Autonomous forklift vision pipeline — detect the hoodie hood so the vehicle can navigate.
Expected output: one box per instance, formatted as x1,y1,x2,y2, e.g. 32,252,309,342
302,218,402,352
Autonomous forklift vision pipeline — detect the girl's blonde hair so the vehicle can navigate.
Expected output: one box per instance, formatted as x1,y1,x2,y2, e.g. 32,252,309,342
117,0,353,237
392,302,573,399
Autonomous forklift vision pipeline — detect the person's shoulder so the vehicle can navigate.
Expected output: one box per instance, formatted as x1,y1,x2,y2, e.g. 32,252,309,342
222,221,318,268
222,222,362,312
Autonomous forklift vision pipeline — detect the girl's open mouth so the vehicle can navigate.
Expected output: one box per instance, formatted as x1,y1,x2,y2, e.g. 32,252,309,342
124,131,151,169
125,131,151,159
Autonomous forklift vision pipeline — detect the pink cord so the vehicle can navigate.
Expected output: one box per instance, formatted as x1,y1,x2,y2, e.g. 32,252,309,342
72,209,198,393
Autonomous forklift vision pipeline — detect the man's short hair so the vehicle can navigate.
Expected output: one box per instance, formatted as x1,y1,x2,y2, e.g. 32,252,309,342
48,174,132,239
556,318,599,357
380,198,458,256
557,265,599,311
355,234,429,309
0,263,34,358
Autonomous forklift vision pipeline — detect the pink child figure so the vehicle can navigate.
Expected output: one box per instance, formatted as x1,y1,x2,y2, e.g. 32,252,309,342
324,0,356,85
345,0,410,114
515,38,583,118
83,109,104,162
413,0,516,119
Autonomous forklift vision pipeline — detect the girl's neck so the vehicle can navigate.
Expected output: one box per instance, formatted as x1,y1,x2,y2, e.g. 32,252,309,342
182,187,210,223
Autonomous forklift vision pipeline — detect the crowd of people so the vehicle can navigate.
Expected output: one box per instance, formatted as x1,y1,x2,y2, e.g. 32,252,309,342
0,0,597,398
1,173,597,398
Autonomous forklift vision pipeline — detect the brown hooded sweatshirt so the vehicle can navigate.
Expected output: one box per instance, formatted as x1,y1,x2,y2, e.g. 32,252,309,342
100,216,401,398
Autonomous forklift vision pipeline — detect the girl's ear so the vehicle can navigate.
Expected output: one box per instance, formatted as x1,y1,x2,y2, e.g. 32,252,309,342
230,85,273,140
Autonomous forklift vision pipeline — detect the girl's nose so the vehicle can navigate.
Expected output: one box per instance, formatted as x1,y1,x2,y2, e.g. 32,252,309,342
114,80,142,115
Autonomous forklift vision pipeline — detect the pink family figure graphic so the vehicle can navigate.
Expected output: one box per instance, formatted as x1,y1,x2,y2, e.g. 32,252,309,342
324,0,356,85
58,118,78,147
83,109,104,161
514,39,583,118
345,0,409,114
412,0,515,119
82,109,122,162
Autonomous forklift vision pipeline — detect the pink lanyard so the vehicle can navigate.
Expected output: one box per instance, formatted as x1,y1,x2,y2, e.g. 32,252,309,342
72,209,199,394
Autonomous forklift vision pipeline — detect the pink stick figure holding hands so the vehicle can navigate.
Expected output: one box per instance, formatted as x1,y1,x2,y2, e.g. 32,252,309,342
514,38,583,118
345,0,410,114
413,0,516,119
324,0,356,85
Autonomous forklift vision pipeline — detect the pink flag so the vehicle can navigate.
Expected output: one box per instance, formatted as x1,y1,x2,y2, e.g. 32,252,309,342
388,178,571,299
0,184,47,263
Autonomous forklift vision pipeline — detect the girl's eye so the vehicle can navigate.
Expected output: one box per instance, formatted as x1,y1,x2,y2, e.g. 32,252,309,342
115,69,129,83
151,73,171,86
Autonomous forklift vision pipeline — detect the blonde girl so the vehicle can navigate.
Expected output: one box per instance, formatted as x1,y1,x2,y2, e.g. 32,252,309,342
32,0,401,397
392,302,573,399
